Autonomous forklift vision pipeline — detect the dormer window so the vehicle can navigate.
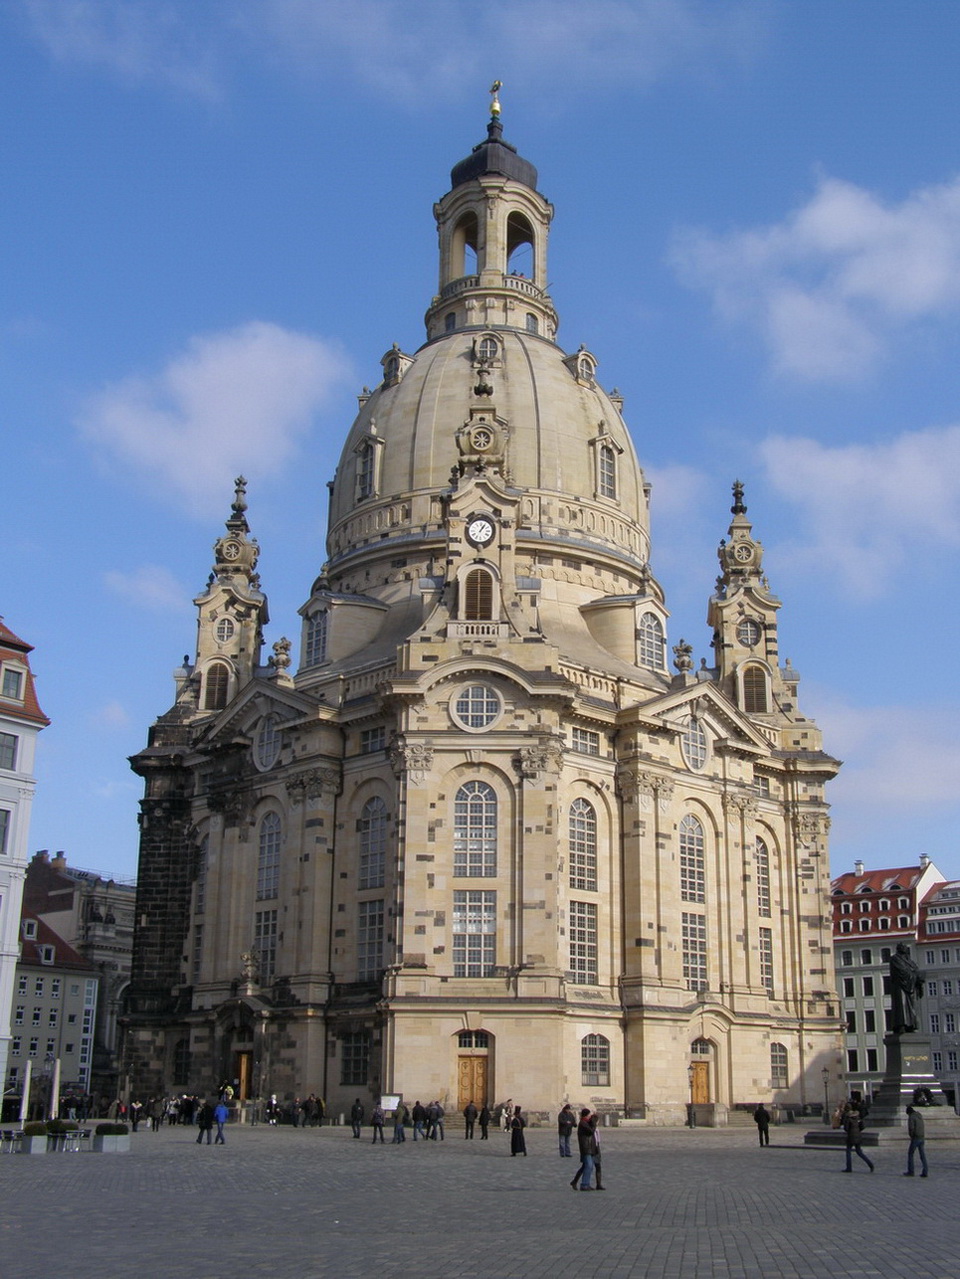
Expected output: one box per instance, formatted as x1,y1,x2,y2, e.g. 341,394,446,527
2,666,24,700
38,944,55,965
304,610,328,667
578,353,595,382
637,613,665,670
354,431,385,503
23,919,37,940
590,430,622,502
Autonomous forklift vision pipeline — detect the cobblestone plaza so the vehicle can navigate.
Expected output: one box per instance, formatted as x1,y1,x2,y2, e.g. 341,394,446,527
3,1122,958,1278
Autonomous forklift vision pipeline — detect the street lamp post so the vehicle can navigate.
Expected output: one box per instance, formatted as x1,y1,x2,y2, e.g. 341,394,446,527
687,1063,696,1128
821,1066,830,1125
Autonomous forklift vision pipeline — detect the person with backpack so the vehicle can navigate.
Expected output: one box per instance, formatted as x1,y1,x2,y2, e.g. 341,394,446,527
842,1100,875,1173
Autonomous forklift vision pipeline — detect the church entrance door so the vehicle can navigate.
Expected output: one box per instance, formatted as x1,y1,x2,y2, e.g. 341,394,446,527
457,1055,488,1109
691,1060,710,1104
233,1050,252,1101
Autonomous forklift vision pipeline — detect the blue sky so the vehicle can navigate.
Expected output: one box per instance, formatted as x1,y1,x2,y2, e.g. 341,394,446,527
3,0,959,883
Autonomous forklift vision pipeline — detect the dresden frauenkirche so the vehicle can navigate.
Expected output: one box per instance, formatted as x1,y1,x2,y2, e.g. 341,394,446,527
123,103,843,1124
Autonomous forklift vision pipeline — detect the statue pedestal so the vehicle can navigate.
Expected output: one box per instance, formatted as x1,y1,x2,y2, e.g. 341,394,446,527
868,1034,960,1136
805,1034,960,1145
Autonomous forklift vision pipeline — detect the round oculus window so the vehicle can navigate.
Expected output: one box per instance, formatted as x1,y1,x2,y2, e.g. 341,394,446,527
453,684,501,731
736,618,761,647
216,617,235,643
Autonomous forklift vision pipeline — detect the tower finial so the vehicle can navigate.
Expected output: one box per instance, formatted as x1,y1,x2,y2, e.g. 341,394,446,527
232,476,248,518
489,80,502,120
731,479,746,516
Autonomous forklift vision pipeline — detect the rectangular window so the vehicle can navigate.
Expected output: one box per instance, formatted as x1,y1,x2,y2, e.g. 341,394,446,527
682,912,708,992
882,975,891,995
34,978,43,996
862,976,874,997
928,981,938,997
866,1048,878,1072
0,808,9,854
581,1035,610,1087
357,899,384,982
884,1010,892,1032
48,1009,58,1026
14,1005,23,1025
847,1049,859,1072
11,1038,20,1056
32,1008,41,1026
946,1013,956,1034
759,928,774,995
0,731,18,771
50,979,60,999
46,1038,55,1054
926,950,936,965
254,909,278,984
569,901,599,985
846,1010,856,1033
340,1032,370,1086
17,976,26,995
944,979,954,996
192,922,204,984
452,890,496,978
841,950,853,967
949,1051,958,1072
843,977,854,997
929,1014,940,1034
29,1038,38,1055
933,1051,943,1072
860,949,872,965
864,1010,876,1033
943,949,952,964
571,727,600,756
360,726,386,754
2,667,24,699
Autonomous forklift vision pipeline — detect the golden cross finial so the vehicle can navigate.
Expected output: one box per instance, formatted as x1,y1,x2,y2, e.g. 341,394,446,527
489,80,502,119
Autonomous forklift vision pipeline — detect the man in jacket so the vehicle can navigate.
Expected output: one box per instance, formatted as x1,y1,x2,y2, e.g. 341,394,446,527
214,1099,229,1144
350,1098,365,1138
463,1100,478,1139
904,1105,929,1177
753,1103,771,1147
572,1109,598,1191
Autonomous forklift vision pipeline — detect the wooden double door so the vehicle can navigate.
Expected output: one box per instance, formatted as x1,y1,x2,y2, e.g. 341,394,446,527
457,1055,488,1109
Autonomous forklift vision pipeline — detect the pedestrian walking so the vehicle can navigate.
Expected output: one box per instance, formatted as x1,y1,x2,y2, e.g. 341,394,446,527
571,1109,598,1190
392,1101,408,1143
842,1101,874,1173
509,1105,527,1156
412,1100,426,1140
753,1103,771,1147
214,1099,228,1144
557,1103,576,1158
478,1104,491,1139
371,1102,385,1143
904,1105,929,1177
196,1099,214,1145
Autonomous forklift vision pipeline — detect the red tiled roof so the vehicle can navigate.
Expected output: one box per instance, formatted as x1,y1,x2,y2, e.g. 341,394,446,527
18,914,94,972
0,615,50,727
831,867,921,895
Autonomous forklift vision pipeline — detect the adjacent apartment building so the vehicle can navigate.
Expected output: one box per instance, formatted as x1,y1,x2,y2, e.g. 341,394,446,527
0,618,49,1099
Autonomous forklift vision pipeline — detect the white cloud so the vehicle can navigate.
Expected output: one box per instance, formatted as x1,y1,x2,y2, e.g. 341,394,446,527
805,692,960,811
91,700,132,730
254,0,766,104
671,173,960,380
760,426,960,596
103,564,188,613
79,321,351,516
20,0,767,106
20,0,224,99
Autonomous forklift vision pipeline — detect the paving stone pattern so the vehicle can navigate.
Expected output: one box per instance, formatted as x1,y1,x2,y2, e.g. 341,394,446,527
2,1123,958,1279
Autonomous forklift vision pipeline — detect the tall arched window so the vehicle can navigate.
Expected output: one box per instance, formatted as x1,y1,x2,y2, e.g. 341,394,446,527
681,716,708,770
581,1033,610,1086
194,836,208,916
304,611,328,667
637,613,665,669
464,568,494,620
569,798,597,892
359,796,387,890
743,666,768,713
454,781,497,876
770,1042,788,1087
679,814,705,903
598,444,617,499
756,837,771,917
357,442,375,499
203,662,229,710
257,812,281,901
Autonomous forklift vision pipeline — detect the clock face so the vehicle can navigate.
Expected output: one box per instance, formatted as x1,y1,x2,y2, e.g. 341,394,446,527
733,543,753,563
222,540,242,561
467,517,495,547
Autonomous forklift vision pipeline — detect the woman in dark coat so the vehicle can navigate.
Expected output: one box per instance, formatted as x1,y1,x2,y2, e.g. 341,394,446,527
510,1105,527,1156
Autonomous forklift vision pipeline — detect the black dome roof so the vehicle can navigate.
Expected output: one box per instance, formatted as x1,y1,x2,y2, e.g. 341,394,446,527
450,120,538,191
